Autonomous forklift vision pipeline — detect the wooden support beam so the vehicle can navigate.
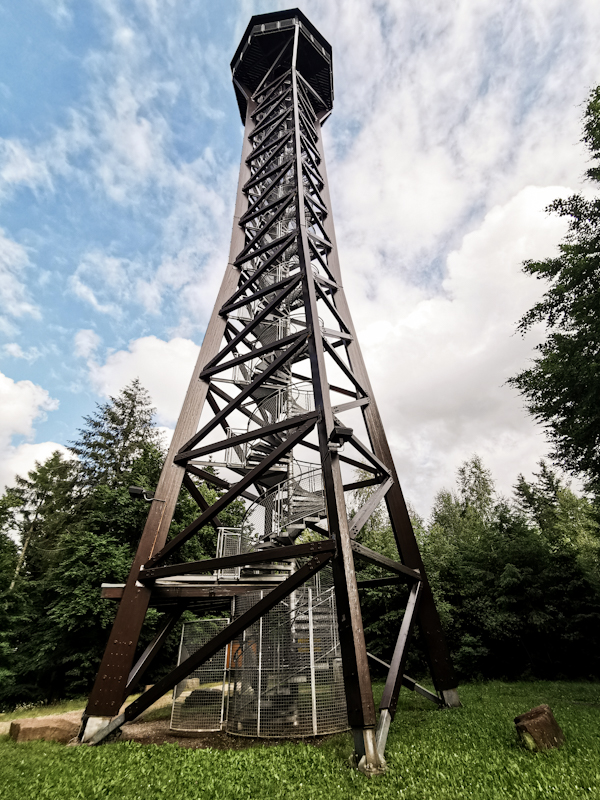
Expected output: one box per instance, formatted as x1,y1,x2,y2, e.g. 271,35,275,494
376,582,423,757
141,538,335,581
175,410,318,463
184,465,258,503
182,473,222,531
148,419,317,567
366,653,442,706
379,582,422,717
348,476,393,539
351,540,421,582
125,608,184,693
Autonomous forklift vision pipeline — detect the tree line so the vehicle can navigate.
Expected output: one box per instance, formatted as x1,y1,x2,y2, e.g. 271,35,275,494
0,380,242,709
355,455,600,682
1,382,597,709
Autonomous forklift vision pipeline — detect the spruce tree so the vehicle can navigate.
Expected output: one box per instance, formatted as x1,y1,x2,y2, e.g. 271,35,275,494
71,378,162,488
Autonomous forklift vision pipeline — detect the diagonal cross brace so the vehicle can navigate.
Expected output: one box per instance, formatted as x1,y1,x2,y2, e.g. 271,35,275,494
148,418,317,567
202,274,302,373
184,464,259,503
376,581,423,759
224,233,296,309
348,476,394,539
125,608,184,694
175,409,318,463
219,273,296,316
180,332,308,454
198,329,304,381
182,473,222,530
350,540,421,583
140,538,335,581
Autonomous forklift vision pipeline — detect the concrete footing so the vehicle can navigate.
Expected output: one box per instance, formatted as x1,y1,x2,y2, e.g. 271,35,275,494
79,715,113,743
442,688,461,708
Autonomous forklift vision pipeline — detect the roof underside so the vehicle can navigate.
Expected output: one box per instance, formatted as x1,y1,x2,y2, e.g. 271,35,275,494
231,8,333,123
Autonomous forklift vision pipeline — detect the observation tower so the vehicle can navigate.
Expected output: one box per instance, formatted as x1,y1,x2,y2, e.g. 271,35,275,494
81,9,459,773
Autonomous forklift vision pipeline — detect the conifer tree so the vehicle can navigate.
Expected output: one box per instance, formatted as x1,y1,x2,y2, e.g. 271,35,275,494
510,87,600,489
0,380,245,706
71,378,162,488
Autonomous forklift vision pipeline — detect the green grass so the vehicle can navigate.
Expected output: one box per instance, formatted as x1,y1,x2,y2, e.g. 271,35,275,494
0,681,599,800
0,697,87,723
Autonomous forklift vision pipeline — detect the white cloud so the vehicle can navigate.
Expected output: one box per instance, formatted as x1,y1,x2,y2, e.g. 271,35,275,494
0,372,59,448
2,343,41,362
0,370,63,490
74,329,101,359
313,0,598,291
2,0,600,515
39,0,73,26
68,251,135,316
0,441,71,494
0,229,39,333
355,185,571,513
0,139,53,197
1,1,235,331
91,335,199,425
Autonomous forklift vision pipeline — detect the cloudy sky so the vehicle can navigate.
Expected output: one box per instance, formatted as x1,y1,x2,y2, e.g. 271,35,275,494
1,0,598,515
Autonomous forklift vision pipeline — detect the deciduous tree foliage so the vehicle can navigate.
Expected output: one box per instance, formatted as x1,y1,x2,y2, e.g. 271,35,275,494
510,86,600,489
420,458,600,680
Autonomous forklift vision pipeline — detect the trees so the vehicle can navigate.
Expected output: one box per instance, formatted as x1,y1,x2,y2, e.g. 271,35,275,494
509,86,600,488
418,456,600,681
71,378,163,489
0,380,242,707
348,455,600,682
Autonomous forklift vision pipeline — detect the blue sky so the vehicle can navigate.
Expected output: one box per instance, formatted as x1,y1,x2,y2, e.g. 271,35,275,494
1,0,599,513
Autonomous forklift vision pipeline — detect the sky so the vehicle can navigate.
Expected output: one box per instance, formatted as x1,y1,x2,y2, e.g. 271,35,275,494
1,0,599,517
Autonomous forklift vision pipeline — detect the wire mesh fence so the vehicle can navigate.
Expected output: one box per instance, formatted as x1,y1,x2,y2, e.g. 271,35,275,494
226,566,347,738
170,618,231,733
169,568,348,738
172,427,346,737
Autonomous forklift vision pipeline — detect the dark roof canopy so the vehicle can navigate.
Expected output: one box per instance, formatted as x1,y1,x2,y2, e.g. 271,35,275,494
231,8,333,123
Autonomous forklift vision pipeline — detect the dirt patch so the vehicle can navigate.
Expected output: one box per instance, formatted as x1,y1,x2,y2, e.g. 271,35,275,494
116,718,343,750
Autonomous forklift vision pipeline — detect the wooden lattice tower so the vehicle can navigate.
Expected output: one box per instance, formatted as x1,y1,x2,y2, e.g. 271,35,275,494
81,9,459,773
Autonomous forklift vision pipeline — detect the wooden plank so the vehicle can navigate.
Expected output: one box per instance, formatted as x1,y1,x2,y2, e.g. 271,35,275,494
101,584,287,602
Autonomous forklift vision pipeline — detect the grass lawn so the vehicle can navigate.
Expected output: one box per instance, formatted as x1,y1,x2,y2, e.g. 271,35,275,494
0,697,87,724
0,680,598,800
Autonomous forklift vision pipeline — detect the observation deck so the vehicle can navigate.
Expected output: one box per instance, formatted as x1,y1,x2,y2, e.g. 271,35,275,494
231,8,333,122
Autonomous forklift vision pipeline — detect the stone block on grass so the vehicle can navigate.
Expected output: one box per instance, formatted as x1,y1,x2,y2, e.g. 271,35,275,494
9,711,83,744
514,704,565,751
